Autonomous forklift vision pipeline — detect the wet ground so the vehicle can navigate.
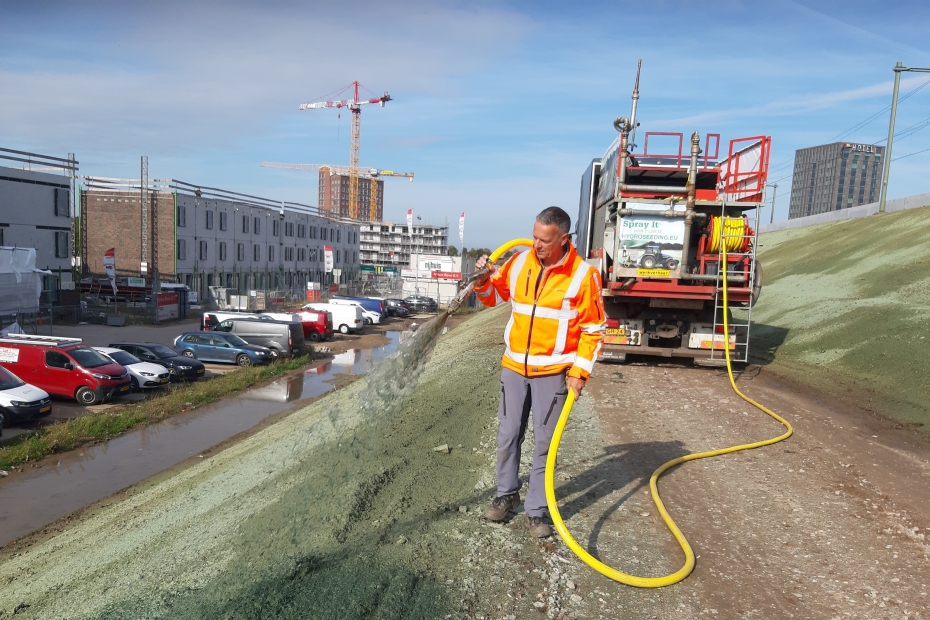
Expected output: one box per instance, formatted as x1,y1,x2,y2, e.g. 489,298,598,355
1,307,927,619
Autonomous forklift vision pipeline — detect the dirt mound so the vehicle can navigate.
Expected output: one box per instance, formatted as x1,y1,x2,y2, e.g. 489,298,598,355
0,308,511,619
753,205,930,429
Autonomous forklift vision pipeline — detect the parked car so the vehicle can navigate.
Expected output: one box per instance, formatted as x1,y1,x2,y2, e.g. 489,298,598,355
173,332,273,366
384,298,409,318
404,295,438,313
93,347,171,391
213,318,305,360
332,295,385,316
285,308,333,342
202,311,294,331
0,365,52,425
303,303,363,335
108,342,206,381
0,334,130,405
328,299,381,325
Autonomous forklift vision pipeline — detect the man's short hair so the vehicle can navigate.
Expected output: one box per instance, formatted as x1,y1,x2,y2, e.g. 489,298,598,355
536,206,571,235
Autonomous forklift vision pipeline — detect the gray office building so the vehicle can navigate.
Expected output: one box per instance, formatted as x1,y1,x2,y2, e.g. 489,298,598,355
788,142,884,219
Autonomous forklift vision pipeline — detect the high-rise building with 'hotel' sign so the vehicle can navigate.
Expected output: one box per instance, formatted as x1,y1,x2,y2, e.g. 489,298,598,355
788,142,885,219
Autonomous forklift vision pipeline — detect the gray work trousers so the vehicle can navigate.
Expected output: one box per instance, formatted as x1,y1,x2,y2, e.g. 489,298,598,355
496,367,569,518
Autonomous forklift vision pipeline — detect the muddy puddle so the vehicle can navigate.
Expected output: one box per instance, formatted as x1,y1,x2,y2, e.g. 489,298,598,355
0,332,404,547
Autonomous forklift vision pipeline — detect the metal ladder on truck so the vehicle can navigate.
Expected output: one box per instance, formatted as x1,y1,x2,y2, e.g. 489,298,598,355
707,136,770,365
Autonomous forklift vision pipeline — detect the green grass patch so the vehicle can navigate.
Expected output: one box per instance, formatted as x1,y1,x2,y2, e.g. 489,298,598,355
0,355,314,470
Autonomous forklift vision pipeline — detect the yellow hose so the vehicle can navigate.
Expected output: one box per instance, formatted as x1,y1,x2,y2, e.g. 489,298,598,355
707,216,748,253
544,241,793,588
489,238,534,264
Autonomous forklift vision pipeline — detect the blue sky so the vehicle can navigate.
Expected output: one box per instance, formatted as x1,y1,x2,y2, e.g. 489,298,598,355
2,0,930,249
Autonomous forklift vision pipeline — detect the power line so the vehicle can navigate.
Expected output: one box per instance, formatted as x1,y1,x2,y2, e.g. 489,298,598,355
766,77,930,174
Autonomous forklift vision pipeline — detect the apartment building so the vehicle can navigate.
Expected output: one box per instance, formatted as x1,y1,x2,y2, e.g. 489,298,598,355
82,179,360,300
358,220,448,268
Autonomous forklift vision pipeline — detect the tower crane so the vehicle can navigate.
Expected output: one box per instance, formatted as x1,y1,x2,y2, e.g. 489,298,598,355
298,81,391,219
261,162,413,221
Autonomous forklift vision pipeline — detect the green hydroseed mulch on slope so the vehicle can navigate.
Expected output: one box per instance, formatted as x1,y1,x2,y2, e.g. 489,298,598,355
1,307,512,620
752,205,930,429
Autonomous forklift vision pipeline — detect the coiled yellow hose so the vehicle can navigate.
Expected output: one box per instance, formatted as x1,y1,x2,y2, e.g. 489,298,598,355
707,216,749,253
542,239,793,588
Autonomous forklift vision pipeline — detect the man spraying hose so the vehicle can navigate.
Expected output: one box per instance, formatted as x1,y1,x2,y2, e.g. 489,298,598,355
473,207,606,538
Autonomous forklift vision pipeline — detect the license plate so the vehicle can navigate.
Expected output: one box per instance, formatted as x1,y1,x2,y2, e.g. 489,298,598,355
605,328,626,336
160,378,169,383
40,406,51,413
120,385,130,391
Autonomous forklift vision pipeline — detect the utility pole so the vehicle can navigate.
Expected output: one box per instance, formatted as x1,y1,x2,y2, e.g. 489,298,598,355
768,183,778,224
879,62,930,213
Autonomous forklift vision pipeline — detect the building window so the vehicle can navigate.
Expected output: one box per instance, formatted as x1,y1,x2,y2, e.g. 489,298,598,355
219,211,227,231
273,220,280,236
54,188,70,217
336,249,341,264
331,229,335,242
219,241,227,261
177,239,187,260
268,245,275,262
237,243,245,261
199,240,208,260
177,205,187,227
285,222,295,237
55,232,69,258
242,215,250,234
253,244,261,261
297,223,305,238
285,247,294,261
337,229,341,243
254,217,261,234
205,210,214,230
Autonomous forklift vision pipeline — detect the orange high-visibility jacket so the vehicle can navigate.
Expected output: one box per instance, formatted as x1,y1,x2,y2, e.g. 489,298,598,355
474,243,606,380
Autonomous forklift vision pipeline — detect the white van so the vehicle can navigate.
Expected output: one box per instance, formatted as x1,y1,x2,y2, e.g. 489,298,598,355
327,298,381,325
303,303,363,334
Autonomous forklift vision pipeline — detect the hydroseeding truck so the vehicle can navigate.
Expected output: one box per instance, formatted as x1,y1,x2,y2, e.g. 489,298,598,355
576,65,770,366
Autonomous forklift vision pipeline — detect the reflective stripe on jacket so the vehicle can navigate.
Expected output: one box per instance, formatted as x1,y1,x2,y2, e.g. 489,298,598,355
473,243,605,380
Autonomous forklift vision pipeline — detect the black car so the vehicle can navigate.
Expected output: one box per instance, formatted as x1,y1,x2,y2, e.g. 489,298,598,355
384,298,409,318
109,342,206,381
404,295,438,313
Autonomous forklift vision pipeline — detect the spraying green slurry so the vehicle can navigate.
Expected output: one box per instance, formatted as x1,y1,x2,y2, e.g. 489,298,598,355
0,308,512,619
752,205,930,428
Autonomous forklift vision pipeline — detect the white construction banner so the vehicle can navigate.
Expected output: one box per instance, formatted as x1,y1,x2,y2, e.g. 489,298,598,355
406,209,413,233
103,247,118,295
324,245,334,273
459,211,465,243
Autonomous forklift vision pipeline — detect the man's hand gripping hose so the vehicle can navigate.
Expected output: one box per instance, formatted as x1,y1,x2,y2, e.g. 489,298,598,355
445,239,533,314
543,244,794,588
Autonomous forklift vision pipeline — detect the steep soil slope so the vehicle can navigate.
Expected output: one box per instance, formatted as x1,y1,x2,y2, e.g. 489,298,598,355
752,205,930,429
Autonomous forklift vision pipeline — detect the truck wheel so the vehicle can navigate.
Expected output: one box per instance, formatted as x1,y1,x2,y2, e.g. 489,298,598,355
308,332,321,342
339,324,350,334
76,386,98,406
181,350,196,358
236,354,252,367
641,256,656,268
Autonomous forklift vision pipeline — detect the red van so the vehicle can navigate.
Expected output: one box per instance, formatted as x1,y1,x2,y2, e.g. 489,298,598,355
0,334,131,406
289,309,333,342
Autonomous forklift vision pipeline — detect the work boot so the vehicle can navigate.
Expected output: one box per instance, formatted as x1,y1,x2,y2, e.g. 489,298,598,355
525,514,552,538
483,492,520,521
